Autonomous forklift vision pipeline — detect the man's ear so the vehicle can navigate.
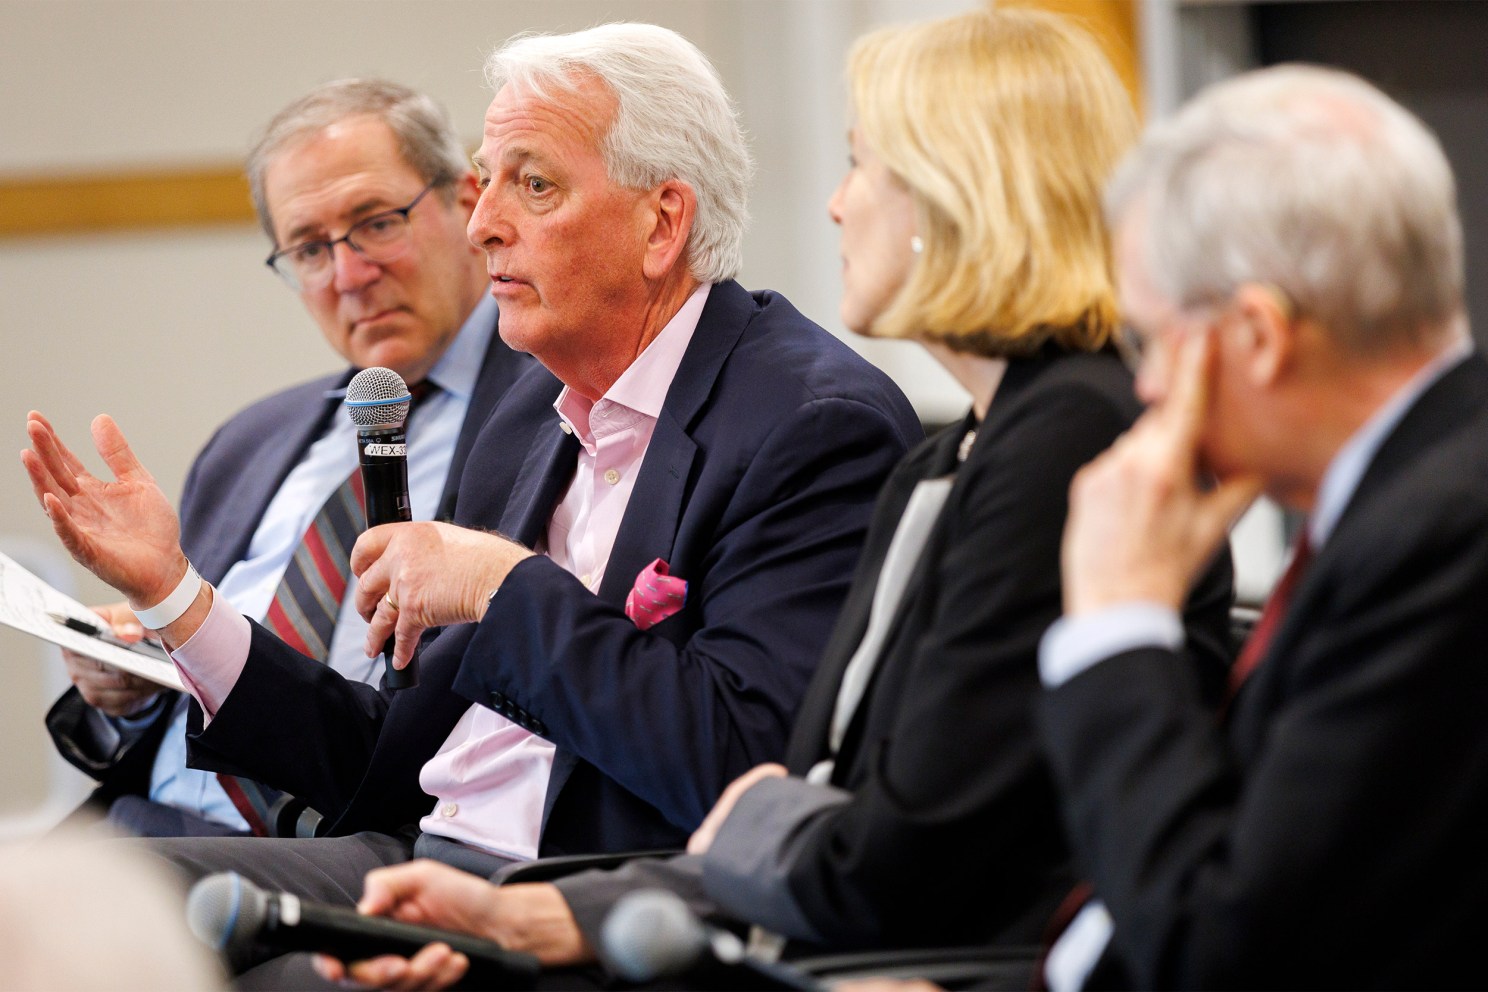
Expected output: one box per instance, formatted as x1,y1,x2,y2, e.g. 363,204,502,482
641,180,697,281
452,171,482,218
1233,282,1296,387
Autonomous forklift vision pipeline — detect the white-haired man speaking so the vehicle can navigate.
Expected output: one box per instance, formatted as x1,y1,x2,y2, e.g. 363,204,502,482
23,22,920,987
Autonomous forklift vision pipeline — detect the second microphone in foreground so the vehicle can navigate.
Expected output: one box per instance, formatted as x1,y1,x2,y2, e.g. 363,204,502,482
187,872,540,990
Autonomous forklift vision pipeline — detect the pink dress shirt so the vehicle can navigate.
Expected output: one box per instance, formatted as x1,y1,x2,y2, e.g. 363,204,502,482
170,284,710,859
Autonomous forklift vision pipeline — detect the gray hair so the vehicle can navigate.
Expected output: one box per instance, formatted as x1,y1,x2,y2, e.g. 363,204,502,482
484,22,753,283
1106,64,1463,353
247,78,470,244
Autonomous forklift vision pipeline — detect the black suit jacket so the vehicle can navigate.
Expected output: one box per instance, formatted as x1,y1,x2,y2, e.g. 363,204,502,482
183,281,922,855
1040,352,1488,988
45,314,531,807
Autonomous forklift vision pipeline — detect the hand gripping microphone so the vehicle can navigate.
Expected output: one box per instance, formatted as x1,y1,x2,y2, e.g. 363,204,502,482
600,888,824,990
186,872,540,990
346,366,418,689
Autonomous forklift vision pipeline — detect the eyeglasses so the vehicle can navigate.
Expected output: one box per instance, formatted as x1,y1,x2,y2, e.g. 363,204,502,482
1113,284,1297,374
265,182,440,291
1112,316,1215,375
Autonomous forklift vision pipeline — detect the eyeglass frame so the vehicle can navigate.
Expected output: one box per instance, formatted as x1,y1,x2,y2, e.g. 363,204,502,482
264,180,442,291
1113,283,1297,374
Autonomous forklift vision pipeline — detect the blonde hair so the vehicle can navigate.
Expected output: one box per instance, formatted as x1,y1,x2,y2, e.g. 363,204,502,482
850,6,1137,355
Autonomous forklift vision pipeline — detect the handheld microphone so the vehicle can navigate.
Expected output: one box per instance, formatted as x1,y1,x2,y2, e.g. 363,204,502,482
186,872,540,991
346,366,418,689
600,888,823,990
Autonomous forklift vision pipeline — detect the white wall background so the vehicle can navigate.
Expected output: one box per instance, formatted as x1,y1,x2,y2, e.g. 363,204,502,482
0,0,973,825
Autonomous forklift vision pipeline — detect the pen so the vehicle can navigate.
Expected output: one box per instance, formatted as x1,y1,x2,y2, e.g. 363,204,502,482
47,612,168,660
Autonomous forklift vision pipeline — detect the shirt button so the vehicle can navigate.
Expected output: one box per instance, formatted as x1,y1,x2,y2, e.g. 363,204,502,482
580,573,592,587
441,802,458,818
604,469,620,485
559,421,574,435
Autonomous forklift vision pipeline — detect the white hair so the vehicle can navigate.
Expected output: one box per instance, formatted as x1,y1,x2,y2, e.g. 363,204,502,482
484,22,753,283
1106,64,1463,353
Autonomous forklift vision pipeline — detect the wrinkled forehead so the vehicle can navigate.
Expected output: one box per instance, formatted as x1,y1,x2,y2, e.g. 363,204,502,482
263,118,426,241
479,73,617,160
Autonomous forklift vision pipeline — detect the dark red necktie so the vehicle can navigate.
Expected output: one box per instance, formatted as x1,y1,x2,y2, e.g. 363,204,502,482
1033,528,1316,986
1226,529,1314,702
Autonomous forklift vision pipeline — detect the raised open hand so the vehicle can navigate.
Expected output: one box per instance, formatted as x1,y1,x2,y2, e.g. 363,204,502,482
21,411,189,608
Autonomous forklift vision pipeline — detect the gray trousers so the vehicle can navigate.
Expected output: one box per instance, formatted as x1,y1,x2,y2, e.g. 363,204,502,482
140,830,515,990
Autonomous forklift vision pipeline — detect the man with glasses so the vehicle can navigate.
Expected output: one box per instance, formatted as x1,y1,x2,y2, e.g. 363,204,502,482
44,78,530,838
1035,65,1488,988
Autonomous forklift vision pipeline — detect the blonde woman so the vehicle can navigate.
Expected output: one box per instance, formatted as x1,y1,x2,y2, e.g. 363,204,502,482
320,9,1235,989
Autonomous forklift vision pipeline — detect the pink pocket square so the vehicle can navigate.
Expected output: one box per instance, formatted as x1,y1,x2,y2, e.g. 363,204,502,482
625,558,688,630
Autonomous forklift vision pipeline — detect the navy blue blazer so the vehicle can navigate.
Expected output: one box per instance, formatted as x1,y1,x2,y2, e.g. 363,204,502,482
185,281,923,855
46,315,531,801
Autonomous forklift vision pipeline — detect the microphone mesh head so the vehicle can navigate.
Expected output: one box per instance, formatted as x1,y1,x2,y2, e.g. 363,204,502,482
346,366,411,428
600,888,710,982
185,872,267,953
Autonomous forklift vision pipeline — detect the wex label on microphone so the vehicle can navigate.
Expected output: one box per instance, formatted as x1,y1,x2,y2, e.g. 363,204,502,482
362,442,407,457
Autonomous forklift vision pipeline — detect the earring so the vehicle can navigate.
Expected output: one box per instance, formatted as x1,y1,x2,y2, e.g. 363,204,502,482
910,236,924,255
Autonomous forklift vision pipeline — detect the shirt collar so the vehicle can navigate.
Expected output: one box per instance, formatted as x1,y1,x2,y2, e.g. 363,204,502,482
424,293,499,401
554,283,712,438
1310,336,1473,547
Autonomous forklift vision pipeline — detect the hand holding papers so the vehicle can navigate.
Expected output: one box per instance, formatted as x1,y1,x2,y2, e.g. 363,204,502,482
0,551,182,691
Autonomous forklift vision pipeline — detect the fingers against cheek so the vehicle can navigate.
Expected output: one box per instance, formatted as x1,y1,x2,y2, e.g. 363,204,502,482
1165,328,1216,449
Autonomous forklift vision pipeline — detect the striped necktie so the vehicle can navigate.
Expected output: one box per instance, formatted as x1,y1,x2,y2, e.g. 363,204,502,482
219,379,436,835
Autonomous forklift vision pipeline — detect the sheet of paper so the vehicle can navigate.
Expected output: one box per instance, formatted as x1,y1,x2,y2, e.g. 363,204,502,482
0,551,183,691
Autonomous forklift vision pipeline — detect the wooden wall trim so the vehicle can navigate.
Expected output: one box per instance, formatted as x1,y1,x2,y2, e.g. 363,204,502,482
1003,0,1144,115
0,165,254,239
0,3,1141,239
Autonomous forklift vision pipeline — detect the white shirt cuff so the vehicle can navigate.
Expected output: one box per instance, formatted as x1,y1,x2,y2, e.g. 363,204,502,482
1039,603,1184,688
1045,899,1114,992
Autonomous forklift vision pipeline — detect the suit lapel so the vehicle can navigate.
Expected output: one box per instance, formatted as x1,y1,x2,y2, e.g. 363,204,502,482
199,375,348,582
500,421,582,547
596,281,751,606
785,420,962,772
599,421,696,607
788,354,1057,771
546,282,753,825
436,314,532,521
